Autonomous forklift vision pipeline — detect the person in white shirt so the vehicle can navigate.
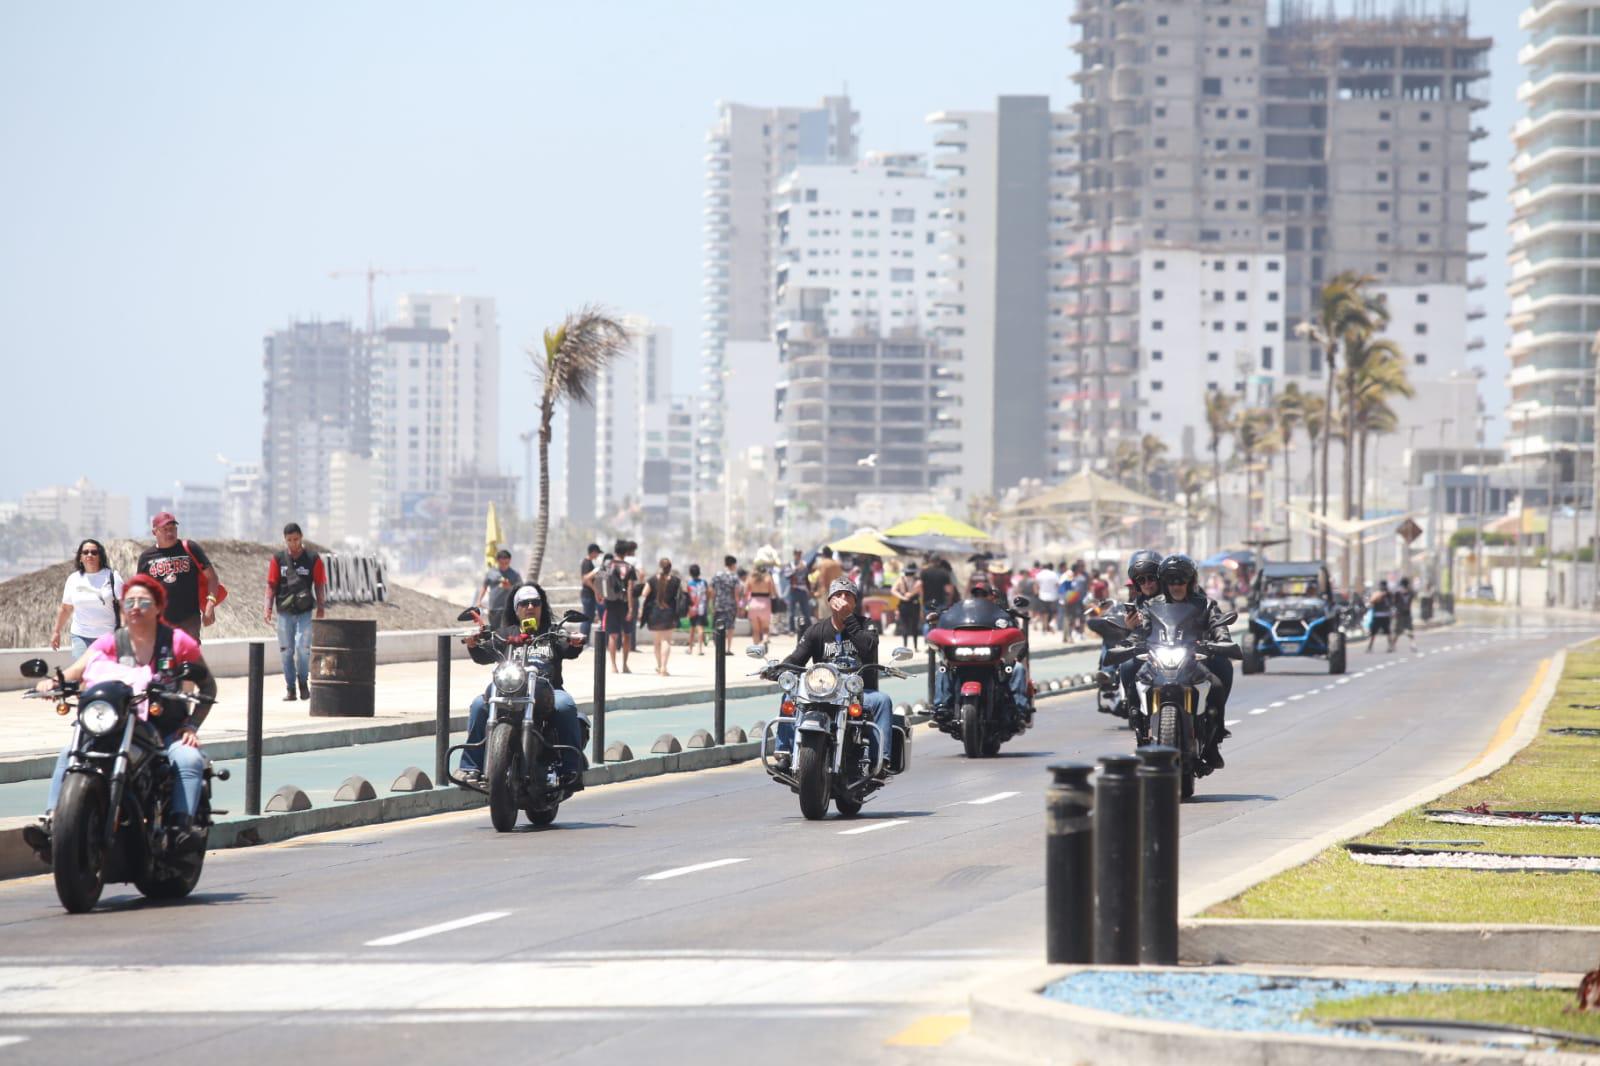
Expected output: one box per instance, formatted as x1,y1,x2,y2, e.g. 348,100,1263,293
51,539,125,656
1033,562,1060,634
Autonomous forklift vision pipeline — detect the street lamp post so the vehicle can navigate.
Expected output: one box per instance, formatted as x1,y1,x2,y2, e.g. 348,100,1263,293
1476,414,1492,599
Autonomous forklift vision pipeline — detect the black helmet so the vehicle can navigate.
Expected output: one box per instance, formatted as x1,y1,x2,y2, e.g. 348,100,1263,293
1157,553,1198,590
1128,549,1161,584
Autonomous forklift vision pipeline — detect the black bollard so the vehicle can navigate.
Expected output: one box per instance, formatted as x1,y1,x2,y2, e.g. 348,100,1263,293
1045,762,1096,964
1093,753,1142,964
245,641,264,816
1136,745,1181,965
435,635,450,786
592,629,606,765
713,628,727,745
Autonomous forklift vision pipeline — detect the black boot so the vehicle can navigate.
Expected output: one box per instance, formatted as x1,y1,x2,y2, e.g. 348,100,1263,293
168,814,205,856
21,821,51,865
298,678,311,700
284,683,297,702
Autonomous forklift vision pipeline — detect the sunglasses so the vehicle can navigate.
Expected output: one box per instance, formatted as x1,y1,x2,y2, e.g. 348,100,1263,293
79,550,101,558
122,597,158,611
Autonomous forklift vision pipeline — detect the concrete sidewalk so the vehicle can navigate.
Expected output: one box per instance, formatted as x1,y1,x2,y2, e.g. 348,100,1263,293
0,626,1108,780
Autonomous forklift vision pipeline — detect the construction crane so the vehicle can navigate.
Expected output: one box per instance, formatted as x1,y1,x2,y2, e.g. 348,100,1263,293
327,264,475,335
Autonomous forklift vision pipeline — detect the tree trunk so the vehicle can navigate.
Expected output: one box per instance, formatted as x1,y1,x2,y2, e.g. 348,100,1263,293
1212,441,1223,553
1320,342,1336,561
528,396,555,582
1283,446,1293,559
1357,429,1369,589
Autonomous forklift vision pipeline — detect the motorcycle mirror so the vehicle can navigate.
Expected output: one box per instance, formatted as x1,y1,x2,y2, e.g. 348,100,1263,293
456,607,479,623
1219,610,1239,626
562,609,586,624
890,646,914,662
19,658,48,678
1011,597,1029,610
176,661,201,681
745,643,767,659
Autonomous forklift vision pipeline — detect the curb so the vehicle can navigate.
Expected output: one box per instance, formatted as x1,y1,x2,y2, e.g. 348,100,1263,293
1180,637,1566,917
1180,918,1600,974
967,964,1596,1066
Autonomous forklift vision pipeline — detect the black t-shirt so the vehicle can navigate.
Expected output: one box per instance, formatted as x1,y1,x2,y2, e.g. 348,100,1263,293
920,565,954,612
602,559,635,606
137,540,212,623
782,614,880,692
580,557,597,605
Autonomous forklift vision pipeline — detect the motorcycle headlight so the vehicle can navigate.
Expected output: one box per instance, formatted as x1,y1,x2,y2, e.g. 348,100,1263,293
845,674,865,696
802,664,840,699
954,646,995,659
780,672,800,693
493,661,527,694
80,700,121,736
1152,646,1189,670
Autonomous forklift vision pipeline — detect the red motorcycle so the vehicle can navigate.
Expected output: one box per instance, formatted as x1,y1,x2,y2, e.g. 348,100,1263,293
926,596,1033,758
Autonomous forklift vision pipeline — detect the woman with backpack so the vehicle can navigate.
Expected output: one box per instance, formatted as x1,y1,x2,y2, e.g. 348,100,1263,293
51,539,124,657
644,558,683,676
685,563,709,655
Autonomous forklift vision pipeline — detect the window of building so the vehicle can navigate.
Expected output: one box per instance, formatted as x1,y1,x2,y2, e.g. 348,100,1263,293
891,208,914,223
1214,260,1226,271
1377,232,1389,244
805,189,817,202
1242,46,1253,57
1152,320,1164,331
1213,290,1225,301
1238,138,1252,150
1157,13,1168,24
1152,349,1164,361
1216,137,1229,149
1214,167,1227,180
1207,352,1220,362
1218,15,1231,26
1154,259,1166,270
1261,346,1274,368
1154,198,1167,210
1377,170,1388,182
1415,322,1428,334
1212,321,1224,332
1417,292,1430,304
1379,110,1391,121
1152,379,1164,390
1157,45,1169,56
1235,321,1248,332
1237,200,1250,210
1155,106,1167,118
1420,201,1432,214
1416,262,1429,275
1265,194,1283,210
1419,171,1431,183
1420,110,1432,122
1266,321,1280,332
1237,260,1248,270
1156,75,1169,87
1155,166,1167,178
1218,47,1230,57
1200,228,1220,241
1155,136,1168,148
1378,139,1391,151
1378,201,1390,213
1203,77,1221,96
1377,261,1389,273
1419,232,1432,245
1415,353,1428,365
1268,290,1280,301
1216,107,1229,119
1214,199,1227,210
1153,289,1165,300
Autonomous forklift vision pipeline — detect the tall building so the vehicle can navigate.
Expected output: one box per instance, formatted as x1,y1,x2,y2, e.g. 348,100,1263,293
261,319,367,530
928,99,1074,493
221,461,265,541
1508,0,1600,504
697,95,859,527
20,477,130,541
173,482,222,539
371,294,501,538
1065,0,1490,465
772,152,954,511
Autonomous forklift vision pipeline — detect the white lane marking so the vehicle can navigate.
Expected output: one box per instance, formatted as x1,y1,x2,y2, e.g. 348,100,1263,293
965,791,1020,806
1269,700,1286,708
0,1037,29,1049
1288,694,1305,702
838,819,909,836
1249,708,1270,716
1225,719,1241,727
640,858,749,881
366,911,511,947
1336,678,1351,685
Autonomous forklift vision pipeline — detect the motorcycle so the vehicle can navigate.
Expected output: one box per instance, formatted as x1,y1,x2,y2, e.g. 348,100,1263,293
446,608,591,832
19,657,228,914
1101,602,1240,801
924,597,1034,757
1086,599,1139,721
750,643,915,820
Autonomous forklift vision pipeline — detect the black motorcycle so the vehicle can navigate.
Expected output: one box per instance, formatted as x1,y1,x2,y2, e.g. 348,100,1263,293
20,657,227,913
446,608,591,832
750,643,914,820
1087,599,1138,722
1102,602,1239,800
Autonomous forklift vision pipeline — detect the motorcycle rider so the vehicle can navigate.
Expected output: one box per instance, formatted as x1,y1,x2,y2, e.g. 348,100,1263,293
1140,554,1236,769
23,573,218,862
768,578,894,772
459,583,585,790
1099,549,1162,721
928,577,1032,722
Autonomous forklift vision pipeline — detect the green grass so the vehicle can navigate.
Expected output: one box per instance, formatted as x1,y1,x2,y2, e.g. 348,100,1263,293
1206,644,1600,925
1305,987,1600,1049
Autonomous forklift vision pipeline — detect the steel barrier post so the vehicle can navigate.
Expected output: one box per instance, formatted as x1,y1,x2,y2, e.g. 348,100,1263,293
1136,745,1181,965
435,635,450,786
1093,753,1142,964
713,628,727,743
245,642,264,816
592,632,606,764
1045,761,1096,964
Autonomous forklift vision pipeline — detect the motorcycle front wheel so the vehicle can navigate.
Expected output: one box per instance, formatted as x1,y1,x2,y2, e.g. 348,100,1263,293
796,734,830,820
53,773,108,914
1156,704,1196,801
960,701,986,759
486,721,520,833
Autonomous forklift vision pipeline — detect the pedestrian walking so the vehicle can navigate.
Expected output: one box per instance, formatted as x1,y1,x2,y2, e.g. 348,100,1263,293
809,547,843,620
711,555,742,654
622,540,642,658
594,541,638,674
51,539,124,656
644,558,683,675
578,542,602,638
1034,560,1059,634
744,562,778,648
137,510,222,643
1366,579,1394,653
1392,576,1418,652
686,563,709,654
780,549,811,637
892,563,922,650
263,522,327,701
920,556,955,631
474,549,521,619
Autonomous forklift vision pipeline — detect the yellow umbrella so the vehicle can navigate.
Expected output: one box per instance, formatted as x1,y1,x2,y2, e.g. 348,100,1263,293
826,529,898,557
484,501,506,569
881,511,992,540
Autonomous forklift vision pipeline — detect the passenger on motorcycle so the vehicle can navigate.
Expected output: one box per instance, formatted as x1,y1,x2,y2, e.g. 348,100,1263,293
24,573,218,860
460,583,585,788
930,579,1032,719
1111,549,1163,714
1141,554,1235,768
769,578,894,771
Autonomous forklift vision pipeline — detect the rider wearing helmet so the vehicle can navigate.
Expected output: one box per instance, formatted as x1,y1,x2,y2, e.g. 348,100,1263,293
1111,549,1164,715
1141,553,1237,768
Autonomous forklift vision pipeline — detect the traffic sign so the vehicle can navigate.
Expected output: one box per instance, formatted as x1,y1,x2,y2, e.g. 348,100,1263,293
1396,518,1423,544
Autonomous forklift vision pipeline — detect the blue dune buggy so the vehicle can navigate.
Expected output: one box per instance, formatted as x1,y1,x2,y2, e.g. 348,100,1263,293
1240,561,1346,675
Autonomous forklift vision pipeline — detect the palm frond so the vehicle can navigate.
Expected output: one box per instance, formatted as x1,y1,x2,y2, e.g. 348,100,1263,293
531,305,631,408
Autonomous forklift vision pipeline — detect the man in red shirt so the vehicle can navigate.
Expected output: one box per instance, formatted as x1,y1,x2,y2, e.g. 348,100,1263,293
264,522,327,701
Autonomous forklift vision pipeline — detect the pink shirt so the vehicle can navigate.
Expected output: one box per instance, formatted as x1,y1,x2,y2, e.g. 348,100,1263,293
85,628,203,721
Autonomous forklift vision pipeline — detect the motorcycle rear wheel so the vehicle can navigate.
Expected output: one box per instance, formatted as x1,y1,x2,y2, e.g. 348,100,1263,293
1242,632,1264,675
960,702,986,759
833,794,863,817
796,735,830,821
53,773,108,914
523,800,559,827
135,846,205,901
486,722,520,833
1328,632,1347,675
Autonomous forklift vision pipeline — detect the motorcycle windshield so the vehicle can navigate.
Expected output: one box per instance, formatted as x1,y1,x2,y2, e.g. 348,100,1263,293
938,598,1010,629
1146,601,1204,646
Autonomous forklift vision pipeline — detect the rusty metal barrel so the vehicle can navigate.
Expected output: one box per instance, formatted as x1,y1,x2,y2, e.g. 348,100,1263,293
309,618,376,717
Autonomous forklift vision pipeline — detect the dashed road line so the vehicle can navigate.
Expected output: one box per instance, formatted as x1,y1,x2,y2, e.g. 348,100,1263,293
1225,719,1241,727
1288,694,1305,701
964,791,1020,806
838,819,910,836
640,858,749,882
1269,700,1286,708
366,911,511,947
1249,708,1270,716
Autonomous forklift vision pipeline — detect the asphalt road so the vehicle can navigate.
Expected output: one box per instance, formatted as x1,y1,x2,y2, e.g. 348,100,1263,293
0,612,1588,1065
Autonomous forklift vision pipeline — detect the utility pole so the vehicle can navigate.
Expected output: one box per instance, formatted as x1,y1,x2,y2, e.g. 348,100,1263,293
518,430,535,521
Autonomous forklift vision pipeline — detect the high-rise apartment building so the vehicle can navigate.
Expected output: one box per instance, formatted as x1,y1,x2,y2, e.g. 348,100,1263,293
928,99,1074,493
697,95,858,526
1508,0,1600,502
1065,0,1489,464
772,152,954,510
261,319,368,530
20,477,130,541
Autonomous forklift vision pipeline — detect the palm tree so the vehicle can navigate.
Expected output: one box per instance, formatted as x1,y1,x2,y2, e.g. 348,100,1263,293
527,306,631,581
1176,461,1210,556
1273,384,1306,551
1344,344,1413,585
1337,296,1393,528
1232,408,1279,542
1138,433,1168,495
1299,392,1327,559
1205,389,1238,552
1110,439,1141,486
1296,272,1379,559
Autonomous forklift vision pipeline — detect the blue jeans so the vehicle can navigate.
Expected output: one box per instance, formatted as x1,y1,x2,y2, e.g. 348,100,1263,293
934,663,1031,713
275,609,313,687
787,591,812,633
46,734,205,818
69,634,96,658
461,684,584,775
580,595,597,639
776,690,894,767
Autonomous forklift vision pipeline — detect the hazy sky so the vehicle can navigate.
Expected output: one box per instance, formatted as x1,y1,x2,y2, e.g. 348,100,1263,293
0,0,1524,517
